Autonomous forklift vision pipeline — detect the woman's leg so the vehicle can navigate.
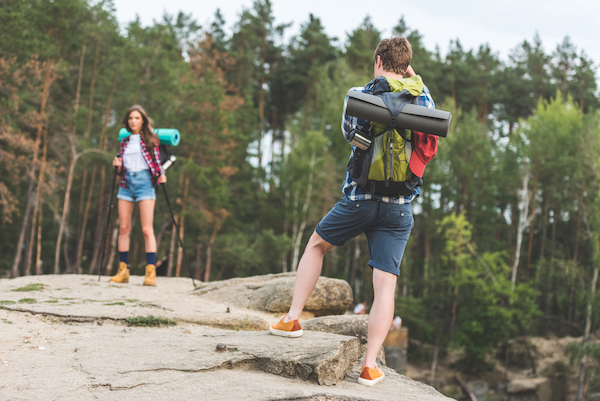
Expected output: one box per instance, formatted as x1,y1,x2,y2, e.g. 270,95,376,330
118,199,135,252
138,199,156,253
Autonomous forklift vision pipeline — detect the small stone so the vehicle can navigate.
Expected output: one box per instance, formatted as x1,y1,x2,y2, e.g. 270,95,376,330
216,343,227,352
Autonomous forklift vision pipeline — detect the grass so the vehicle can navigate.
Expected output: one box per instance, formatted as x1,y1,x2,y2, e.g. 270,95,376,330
236,314,251,331
12,283,46,292
2,319,13,324
125,315,177,327
45,300,59,303
18,298,36,304
0,300,16,305
104,302,125,306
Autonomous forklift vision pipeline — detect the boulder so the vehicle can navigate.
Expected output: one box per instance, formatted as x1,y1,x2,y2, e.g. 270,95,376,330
302,315,369,343
194,273,353,317
507,378,552,401
383,328,409,373
302,315,386,366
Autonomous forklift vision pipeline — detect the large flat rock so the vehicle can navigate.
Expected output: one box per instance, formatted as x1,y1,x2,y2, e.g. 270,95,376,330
0,274,453,400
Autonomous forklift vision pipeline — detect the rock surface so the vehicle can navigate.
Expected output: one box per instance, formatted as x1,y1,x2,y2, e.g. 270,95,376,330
302,315,369,343
193,272,353,317
0,274,453,400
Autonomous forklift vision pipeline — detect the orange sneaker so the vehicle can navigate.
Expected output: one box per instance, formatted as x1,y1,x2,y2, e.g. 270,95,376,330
269,314,303,338
358,365,385,386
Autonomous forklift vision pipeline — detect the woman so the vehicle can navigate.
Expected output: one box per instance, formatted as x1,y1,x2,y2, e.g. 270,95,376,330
109,105,166,286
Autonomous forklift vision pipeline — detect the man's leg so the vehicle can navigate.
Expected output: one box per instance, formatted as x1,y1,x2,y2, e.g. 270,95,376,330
363,268,397,369
284,231,335,322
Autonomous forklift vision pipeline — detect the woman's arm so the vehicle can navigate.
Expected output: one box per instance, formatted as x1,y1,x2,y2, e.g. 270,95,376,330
153,144,167,184
112,155,123,174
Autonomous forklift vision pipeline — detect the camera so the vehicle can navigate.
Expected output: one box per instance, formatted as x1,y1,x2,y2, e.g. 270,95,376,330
347,123,372,150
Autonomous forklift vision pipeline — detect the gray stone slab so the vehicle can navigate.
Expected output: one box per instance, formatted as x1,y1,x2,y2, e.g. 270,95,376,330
0,274,453,400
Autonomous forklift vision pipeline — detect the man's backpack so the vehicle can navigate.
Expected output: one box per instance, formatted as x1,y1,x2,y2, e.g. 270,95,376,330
346,76,424,197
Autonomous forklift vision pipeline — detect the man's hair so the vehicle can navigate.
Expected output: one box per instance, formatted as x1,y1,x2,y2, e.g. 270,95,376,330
373,37,412,75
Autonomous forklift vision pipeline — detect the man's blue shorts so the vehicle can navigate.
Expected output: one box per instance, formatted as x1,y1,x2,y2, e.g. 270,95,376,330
117,170,156,203
316,196,414,276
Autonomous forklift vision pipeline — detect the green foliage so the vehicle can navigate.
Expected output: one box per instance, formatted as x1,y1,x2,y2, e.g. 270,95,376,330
567,341,600,393
0,300,17,305
18,298,37,304
125,315,177,327
12,283,47,292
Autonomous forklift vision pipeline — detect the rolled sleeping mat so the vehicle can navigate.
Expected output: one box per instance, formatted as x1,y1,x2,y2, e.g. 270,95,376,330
345,91,451,137
118,128,181,146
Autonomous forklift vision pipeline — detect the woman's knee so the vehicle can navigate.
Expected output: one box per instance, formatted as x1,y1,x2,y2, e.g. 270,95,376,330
119,224,131,235
141,226,155,238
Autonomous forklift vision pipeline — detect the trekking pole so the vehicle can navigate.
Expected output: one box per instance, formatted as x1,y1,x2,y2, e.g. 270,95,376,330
98,155,120,282
160,178,196,287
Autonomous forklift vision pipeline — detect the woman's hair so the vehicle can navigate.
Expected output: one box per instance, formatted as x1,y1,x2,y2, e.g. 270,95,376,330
121,105,158,153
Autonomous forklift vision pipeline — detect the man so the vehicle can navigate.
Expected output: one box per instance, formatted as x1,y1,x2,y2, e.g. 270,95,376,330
270,37,438,387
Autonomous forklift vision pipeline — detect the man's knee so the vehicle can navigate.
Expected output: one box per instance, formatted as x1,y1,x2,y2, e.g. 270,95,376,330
307,231,335,254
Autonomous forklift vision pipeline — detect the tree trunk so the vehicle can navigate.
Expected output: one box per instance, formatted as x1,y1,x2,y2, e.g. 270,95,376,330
431,335,441,386
75,166,96,273
204,220,221,283
155,217,171,256
25,195,38,276
175,175,190,277
26,119,50,275
86,41,100,136
73,169,87,274
104,217,119,275
167,217,178,277
282,188,290,273
512,168,531,290
195,242,203,281
35,197,43,275
573,180,585,264
89,66,120,274
291,152,316,271
525,185,538,279
12,62,54,277
576,265,599,401
54,137,79,273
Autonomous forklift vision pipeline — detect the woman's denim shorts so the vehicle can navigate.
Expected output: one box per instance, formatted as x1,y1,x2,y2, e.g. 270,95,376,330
117,170,156,202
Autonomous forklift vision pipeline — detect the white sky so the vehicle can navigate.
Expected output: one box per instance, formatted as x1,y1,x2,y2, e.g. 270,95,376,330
112,0,600,66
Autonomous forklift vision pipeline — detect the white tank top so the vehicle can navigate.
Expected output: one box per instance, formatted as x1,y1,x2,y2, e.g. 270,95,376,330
123,134,149,172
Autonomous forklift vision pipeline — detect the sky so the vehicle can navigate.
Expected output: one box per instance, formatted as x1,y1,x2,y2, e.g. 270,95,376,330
112,0,600,65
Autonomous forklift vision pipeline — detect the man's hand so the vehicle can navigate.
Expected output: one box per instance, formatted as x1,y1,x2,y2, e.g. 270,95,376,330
405,65,416,78
112,156,122,167
158,175,167,184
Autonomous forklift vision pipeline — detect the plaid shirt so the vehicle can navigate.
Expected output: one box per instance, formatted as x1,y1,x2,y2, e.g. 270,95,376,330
118,135,164,189
340,79,436,204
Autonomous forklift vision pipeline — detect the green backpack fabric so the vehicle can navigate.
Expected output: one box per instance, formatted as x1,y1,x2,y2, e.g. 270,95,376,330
347,75,425,197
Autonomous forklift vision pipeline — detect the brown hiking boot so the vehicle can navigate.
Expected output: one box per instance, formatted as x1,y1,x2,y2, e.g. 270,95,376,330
109,262,129,283
143,264,156,286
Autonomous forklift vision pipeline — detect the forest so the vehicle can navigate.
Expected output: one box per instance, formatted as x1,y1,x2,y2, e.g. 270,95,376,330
2,0,600,385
